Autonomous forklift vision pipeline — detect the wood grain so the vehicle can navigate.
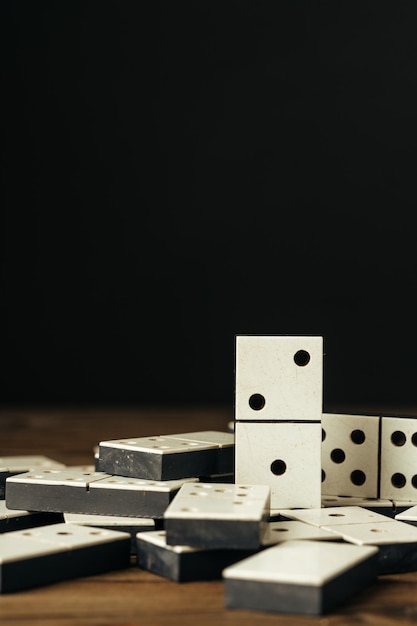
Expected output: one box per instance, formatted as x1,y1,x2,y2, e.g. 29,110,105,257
1,405,417,626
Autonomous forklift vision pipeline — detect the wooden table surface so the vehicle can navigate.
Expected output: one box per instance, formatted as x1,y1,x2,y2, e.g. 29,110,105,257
1,404,417,626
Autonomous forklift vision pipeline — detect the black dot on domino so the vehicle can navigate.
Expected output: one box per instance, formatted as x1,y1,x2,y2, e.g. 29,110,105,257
351,429,365,444
330,448,346,464
391,472,406,488
248,393,265,410
350,469,366,486
293,350,310,366
391,431,406,447
270,460,287,476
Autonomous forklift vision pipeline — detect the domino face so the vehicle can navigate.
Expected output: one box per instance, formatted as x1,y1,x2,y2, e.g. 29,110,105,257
321,495,396,517
395,505,417,524
164,482,270,549
223,540,378,615
321,413,380,498
0,522,131,593
136,530,255,582
235,335,323,422
262,520,339,546
322,519,417,574
235,421,321,509
64,513,155,554
380,417,417,501
6,469,198,518
98,431,234,480
279,506,392,527
0,500,63,533
0,456,65,499
322,518,417,544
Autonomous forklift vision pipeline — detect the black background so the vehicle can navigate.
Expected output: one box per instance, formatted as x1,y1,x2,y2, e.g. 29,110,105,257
1,1,417,409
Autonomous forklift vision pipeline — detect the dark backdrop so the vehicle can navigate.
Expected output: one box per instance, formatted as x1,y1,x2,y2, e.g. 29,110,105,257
1,1,417,408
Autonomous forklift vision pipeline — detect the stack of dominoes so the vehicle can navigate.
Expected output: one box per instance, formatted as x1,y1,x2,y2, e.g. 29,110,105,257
2,335,417,615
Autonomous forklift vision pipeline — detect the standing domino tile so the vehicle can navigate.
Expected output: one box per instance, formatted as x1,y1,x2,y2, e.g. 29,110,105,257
223,540,379,615
321,413,380,498
0,500,63,533
6,469,198,518
136,530,255,582
64,513,155,554
0,522,131,593
98,431,233,480
380,416,417,501
320,518,417,575
164,482,270,550
235,335,323,422
235,336,323,509
0,456,65,499
235,421,321,509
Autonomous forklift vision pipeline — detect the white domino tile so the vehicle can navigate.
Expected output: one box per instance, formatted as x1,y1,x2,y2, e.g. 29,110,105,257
0,456,66,472
98,432,232,480
223,540,379,613
88,475,197,493
98,436,217,454
322,519,417,545
279,506,392,527
235,421,321,509
395,505,417,523
64,512,155,529
164,482,270,521
262,520,339,546
6,469,109,488
167,431,234,448
0,500,32,520
321,413,380,498
4,522,128,547
380,417,417,501
164,482,270,549
0,522,131,592
235,335,323,422
223,539,378,585
322,495,393,508
6,469,196,518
